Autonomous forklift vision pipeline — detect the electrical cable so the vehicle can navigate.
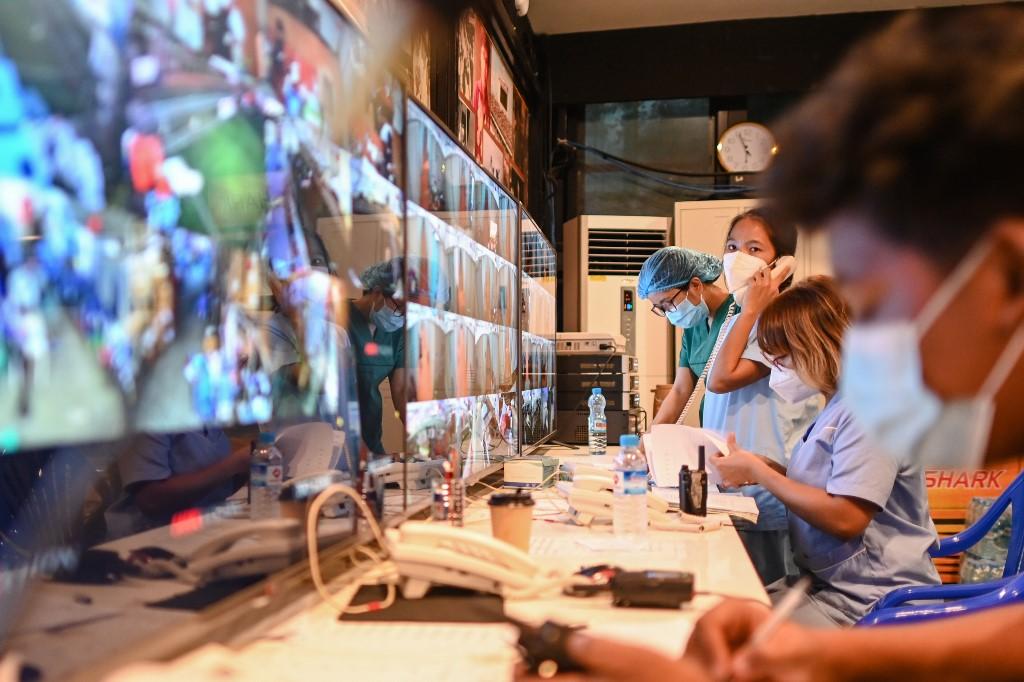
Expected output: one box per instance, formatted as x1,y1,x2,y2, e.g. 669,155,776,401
557,139,757,194
306,483,396,615
560,139,762,178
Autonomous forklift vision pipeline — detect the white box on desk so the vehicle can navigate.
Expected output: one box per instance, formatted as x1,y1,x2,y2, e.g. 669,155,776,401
503,456,558,488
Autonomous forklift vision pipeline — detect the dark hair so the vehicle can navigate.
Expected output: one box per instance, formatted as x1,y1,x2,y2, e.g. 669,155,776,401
727,207,798,259
758,276,850,395
763,7,1024,268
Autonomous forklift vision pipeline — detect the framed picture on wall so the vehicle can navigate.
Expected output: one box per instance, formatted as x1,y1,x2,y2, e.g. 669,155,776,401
457,13,475,103
410,30,430,106
456,8,530,203
457,101,474,151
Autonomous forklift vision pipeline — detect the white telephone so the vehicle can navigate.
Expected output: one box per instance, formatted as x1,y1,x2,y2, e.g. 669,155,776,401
384,522,566,599
134,517,352,585
560,466,722,532
731,255,797,306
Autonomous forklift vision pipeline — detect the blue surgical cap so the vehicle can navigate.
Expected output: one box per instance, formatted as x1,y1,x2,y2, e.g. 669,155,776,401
360,257,404,296
637,247,723,299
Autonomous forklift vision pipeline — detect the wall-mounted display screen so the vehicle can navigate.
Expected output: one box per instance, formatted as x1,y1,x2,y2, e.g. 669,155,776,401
520,212,556,447
0,0,406,455
405,101,519,472
0,0,408,667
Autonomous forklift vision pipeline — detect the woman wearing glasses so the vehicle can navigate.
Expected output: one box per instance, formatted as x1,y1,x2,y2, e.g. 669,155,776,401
638,247,734,428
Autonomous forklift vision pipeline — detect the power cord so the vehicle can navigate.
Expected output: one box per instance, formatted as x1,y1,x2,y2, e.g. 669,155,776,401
306,483,396,615
557,139,755,194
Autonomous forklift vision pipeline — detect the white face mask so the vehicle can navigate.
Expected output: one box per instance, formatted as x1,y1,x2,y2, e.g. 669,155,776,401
769,363,820,404
840,241,1024,470
723,251,769,306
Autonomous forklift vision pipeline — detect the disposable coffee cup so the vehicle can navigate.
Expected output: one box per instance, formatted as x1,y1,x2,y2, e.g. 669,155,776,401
488,490,535,552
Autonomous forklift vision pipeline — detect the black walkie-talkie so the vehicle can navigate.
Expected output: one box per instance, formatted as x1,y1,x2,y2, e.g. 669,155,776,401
680,446,708,516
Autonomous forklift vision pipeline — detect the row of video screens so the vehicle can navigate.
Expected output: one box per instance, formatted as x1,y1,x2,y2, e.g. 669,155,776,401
0,0,555,457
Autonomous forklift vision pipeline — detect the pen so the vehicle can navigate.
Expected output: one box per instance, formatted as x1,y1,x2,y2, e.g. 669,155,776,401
745,576,811,651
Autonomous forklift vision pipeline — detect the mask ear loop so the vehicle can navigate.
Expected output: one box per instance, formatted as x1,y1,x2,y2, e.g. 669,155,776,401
978,322,1024,399
916,241,993,334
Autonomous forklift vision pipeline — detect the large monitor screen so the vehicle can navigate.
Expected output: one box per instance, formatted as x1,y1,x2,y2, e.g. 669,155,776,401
0,0,403,452
521,212,556,447
0,1,410,666
404,101,519,468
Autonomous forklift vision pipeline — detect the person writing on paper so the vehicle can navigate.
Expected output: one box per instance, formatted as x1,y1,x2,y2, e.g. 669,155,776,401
638,247,734,426
711,277,939,626
702,209,822,585
519,7,1024,682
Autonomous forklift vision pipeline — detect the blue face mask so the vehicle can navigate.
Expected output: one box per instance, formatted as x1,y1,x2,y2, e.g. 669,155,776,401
665,292,709,329
371,303,404,333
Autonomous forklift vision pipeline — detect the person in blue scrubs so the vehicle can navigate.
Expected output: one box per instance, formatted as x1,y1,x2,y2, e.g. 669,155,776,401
703,209,822,585
713,277,940,626
637,247,734,426
106,429,250,537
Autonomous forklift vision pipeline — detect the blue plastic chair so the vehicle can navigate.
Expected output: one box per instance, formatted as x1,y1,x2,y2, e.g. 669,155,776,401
860,470,1024,626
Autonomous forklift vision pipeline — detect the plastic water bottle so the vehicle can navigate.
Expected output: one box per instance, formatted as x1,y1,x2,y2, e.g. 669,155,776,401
250,432,283,519
587,387,607,456
613,434,648,545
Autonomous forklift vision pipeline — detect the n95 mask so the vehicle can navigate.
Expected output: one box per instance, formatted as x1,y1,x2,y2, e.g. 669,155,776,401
722,251,767,307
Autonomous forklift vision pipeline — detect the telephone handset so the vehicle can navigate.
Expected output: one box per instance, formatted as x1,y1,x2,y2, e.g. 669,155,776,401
731,255,798,308
770,255,797,285
386,521,562,599
134,518,350,585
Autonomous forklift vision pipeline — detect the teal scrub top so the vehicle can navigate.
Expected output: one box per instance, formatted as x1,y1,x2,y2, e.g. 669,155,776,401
678,294,738,378
349,301,405,454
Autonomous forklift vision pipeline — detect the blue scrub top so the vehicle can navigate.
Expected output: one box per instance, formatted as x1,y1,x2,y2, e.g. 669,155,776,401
704,317,823,532
106,429,234,537
787,396,940,624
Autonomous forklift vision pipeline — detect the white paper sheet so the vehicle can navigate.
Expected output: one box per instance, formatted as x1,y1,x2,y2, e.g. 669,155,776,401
707,492,759,523
642,425,727,488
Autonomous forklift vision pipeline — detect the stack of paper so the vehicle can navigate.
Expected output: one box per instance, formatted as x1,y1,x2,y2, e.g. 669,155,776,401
642,424,728,488
707,492,760,523
650,486,760,523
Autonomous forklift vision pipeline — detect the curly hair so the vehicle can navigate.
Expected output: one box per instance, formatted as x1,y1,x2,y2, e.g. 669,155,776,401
763,6,1024,268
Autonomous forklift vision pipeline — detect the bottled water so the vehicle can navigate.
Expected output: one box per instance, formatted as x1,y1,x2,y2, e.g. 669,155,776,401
613,434,648,545
250,432,283,520
587,388,607,456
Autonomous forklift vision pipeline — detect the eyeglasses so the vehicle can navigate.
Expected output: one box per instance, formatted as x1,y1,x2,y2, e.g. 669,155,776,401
650,288,687,318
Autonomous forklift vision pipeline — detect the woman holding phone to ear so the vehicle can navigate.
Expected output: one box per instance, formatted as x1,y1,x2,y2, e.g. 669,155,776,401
712,277,939,626
702,209,822,586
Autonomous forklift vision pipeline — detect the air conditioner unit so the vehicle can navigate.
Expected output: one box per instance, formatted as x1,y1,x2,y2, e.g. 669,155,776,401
563,215,673,421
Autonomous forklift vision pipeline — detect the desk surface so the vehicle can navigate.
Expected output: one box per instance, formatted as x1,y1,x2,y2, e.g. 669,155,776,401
4,486,427,682
102,446,767,681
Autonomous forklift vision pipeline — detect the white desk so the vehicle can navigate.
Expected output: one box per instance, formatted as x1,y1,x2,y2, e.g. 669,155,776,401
103,446,766,681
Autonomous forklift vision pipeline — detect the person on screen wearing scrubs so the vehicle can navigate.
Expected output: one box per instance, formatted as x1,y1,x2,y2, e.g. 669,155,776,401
349,258,406,456
517,7,1024,682
713,277,939,626
702,209,821,585
638,247,734,426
